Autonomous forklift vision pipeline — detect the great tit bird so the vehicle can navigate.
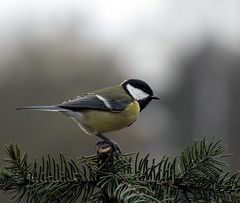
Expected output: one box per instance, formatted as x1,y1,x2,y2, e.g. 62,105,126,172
17,79,159,153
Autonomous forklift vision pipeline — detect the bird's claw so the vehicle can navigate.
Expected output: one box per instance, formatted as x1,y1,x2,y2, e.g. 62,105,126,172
96,140,122,154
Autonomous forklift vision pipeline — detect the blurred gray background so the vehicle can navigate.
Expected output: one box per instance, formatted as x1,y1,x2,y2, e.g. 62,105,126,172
0,1,240,202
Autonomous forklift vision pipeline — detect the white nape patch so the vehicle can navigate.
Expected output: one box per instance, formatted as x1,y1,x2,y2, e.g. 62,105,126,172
126,84,149,100
121,80,127,85
96,95,112,108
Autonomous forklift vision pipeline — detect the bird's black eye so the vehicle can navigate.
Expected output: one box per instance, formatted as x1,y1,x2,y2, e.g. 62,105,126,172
143,88,148,93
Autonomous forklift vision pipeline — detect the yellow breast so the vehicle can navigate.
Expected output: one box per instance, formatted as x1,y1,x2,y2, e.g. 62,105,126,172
83,100,140,133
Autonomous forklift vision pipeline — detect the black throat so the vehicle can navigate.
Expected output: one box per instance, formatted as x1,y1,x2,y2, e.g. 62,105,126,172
137,97,152,111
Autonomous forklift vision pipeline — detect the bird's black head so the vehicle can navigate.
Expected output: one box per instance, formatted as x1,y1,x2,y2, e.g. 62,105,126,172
122,79,159,111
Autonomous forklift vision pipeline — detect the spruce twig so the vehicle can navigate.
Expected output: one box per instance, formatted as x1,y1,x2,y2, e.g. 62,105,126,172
0,138,240,202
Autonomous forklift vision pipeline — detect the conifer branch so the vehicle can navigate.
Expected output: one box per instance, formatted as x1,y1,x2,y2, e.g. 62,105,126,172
0,138,240,202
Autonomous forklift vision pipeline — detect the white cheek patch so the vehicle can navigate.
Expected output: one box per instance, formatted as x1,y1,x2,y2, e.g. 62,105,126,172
96,95,112,109
126,84,149,100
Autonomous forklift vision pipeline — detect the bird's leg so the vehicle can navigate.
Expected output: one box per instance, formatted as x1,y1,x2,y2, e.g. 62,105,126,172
95,133,122,154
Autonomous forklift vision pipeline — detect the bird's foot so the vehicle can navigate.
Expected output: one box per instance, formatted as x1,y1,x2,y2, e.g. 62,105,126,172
96,139,122,154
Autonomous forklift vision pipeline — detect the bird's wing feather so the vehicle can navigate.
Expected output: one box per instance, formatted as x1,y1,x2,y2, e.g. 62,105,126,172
58,93,131,112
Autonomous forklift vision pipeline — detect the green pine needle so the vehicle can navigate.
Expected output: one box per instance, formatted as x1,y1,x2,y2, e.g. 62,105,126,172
0,138,240,203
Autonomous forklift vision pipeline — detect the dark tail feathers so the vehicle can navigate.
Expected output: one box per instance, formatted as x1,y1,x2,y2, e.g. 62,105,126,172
16,105,66,112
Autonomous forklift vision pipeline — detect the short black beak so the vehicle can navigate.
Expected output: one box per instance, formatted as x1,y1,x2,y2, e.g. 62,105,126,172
151,95,160,100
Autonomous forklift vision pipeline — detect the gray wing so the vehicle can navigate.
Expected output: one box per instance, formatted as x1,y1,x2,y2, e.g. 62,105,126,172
58,94,131,112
